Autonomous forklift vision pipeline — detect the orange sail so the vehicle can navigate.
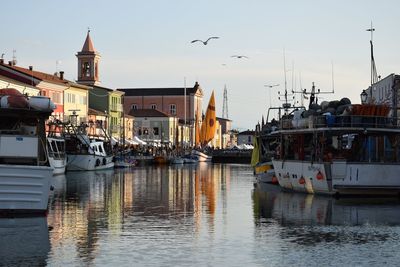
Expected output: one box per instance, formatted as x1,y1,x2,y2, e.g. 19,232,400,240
200,91,216,146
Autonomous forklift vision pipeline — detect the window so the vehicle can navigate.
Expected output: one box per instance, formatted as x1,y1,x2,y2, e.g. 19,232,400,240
170,104,176,115
83,62,91,77
131,104,138,110
150,104,157,110
248,136,252,144
153,127,159,135
51,91,61,103
66,93,76,103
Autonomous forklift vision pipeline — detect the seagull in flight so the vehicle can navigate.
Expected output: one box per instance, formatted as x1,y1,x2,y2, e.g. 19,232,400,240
191,36,219,45
231,55,248,59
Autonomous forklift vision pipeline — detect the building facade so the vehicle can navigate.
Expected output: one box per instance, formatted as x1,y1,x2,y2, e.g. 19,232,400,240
119,83,203,146
129,109,179,146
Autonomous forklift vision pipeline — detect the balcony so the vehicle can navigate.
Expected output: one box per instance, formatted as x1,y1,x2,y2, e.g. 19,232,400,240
110,104,123,112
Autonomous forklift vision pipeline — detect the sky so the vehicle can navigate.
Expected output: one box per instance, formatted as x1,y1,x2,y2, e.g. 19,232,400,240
1,0,400,130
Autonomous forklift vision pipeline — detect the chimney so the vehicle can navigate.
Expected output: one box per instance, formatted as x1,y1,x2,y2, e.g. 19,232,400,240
8,61,12,66
29,66,33,71
60,71,64,80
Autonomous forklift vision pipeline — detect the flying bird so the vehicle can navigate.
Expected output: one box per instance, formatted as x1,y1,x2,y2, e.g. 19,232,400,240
191,36,219,45
231,55,248,59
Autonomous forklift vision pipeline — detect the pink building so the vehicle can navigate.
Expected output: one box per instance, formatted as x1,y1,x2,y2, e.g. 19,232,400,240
118,82,204,146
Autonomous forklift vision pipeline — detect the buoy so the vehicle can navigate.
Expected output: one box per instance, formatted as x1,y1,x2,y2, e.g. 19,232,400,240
299,176,306,185
316,171,324,180
271,175,278,184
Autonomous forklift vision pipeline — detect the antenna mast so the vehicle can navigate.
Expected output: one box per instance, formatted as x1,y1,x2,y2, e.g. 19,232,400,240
12,49,17,66
367,22,378,85
222,84,229,119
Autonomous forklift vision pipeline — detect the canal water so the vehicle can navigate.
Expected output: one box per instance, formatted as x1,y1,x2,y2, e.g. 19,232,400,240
2,163,400,266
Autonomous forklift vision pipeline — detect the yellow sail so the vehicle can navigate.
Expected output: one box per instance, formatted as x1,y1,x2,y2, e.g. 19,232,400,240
251,136,260,167
200,91,216,146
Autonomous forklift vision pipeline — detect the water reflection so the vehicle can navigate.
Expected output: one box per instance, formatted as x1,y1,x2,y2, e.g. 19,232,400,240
46,164,232,265
253,182,400,247
253,182,400,226
0,216,50,266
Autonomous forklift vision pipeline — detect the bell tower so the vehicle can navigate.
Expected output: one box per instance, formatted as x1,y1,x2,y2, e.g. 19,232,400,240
76,30,101,85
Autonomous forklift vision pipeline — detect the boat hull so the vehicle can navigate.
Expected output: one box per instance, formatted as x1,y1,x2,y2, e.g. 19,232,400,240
272,159,400,195
0,165,53,213
66,154,114,171
272,160,330,194
332,161,400,195
191,150,212,162
48,157,66,175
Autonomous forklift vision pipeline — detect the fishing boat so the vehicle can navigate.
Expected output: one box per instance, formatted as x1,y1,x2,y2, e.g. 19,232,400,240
46,136,66,175
64,115,114,171
46,120,67,175
0,88,54,213
263,83,400,196
191,91,216,162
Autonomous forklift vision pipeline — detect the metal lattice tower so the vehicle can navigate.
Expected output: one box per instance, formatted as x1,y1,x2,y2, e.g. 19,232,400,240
222,84,229,119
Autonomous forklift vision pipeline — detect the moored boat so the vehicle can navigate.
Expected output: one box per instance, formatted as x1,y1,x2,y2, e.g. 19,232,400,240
64,118,114,171
191,149,212,162
0,88,54,214
263,83,400,196
47,136,67,175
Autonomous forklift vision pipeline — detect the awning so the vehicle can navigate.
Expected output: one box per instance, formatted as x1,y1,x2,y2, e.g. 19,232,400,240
133,136,147,145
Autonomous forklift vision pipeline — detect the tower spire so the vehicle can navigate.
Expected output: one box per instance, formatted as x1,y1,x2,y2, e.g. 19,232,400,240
76,29,101,85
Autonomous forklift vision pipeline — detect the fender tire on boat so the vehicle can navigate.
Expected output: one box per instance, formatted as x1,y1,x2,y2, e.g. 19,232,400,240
103,158,107,165
95,158,101,167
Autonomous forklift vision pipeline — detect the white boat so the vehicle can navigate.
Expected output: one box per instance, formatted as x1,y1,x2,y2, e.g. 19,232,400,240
191,150,212,162
47,136,67,175
0,89,54,213
64,122,114,171
114,155,137,168
183,154,199,164
263,83,400,196
170,157,184,164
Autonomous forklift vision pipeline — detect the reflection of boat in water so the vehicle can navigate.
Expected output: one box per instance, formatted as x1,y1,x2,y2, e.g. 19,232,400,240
253,183,400,226
0,216,50,266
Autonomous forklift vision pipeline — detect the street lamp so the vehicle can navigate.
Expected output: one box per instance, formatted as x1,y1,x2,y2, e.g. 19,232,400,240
360,90,368,104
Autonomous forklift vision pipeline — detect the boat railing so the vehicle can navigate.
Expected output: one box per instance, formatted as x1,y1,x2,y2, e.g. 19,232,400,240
281,114,400,130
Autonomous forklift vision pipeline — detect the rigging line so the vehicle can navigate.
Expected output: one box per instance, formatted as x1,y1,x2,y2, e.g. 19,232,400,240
89,90,109,97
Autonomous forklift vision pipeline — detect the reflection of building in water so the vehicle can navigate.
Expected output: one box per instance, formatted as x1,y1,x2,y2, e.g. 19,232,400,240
0,217,50,266
47,170,124,264
253,183,400,226
47,165,234,262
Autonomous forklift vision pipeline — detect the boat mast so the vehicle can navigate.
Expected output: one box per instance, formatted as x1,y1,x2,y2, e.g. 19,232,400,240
367,22,378,85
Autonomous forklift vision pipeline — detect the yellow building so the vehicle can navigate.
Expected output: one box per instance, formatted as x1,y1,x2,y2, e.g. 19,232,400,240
63,82,90,124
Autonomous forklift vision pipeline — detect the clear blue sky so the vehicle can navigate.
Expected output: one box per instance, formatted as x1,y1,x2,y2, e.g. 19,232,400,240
1,0,399,130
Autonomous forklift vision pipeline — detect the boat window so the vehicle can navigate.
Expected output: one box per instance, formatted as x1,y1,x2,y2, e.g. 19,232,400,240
99,146,103,153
